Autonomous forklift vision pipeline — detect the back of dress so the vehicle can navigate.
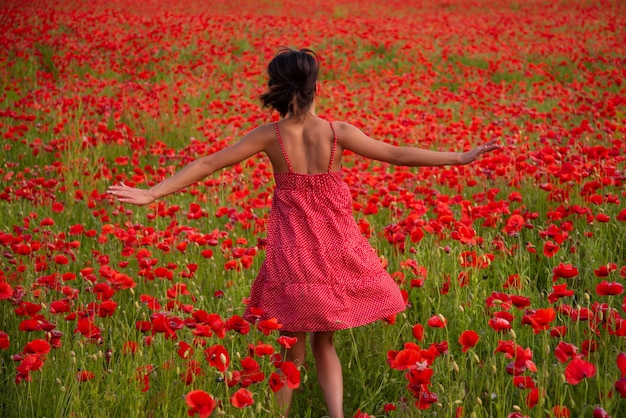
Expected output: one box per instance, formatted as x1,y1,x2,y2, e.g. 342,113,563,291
243,120,406,332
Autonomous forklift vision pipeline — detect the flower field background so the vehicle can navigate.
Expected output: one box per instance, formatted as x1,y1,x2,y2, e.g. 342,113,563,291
1,0,626,416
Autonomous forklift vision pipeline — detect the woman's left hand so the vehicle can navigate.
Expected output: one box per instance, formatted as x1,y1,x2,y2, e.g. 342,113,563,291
461,138,501,164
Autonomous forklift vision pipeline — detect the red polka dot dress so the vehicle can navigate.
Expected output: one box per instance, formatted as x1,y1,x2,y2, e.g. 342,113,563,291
243,121,406,332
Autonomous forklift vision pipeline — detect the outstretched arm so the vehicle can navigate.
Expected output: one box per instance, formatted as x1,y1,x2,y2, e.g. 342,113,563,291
107,125,272,205
335,122,500,167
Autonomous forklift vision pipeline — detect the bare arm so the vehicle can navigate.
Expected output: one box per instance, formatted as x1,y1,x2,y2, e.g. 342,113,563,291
107,125,272,205
335,122,500,166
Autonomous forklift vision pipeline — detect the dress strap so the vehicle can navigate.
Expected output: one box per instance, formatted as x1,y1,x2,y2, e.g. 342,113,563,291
275,123,293,173
328,121,338,172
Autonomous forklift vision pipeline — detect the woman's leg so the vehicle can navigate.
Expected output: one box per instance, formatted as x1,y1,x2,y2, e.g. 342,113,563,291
276,331,306,417
310,331,344,418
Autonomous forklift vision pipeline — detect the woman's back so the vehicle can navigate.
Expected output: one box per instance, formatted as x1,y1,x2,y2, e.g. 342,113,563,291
267,116,341,175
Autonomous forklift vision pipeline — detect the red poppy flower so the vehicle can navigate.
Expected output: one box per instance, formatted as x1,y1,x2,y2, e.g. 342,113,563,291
615,378,626,398
135,321,152,333
412,323,424,341
15,301,42,317
140,294,161,311
16,354,44,383
410,226,424,243
388,344,430,371
550,325,567,337
277,335,298,349
150,313,183,340
552,263,579,281
513,375,535,389
205,313,226,338
503,274,523,289
40,217,54,226
257,318,283,335
384,404,397,413
617,352,626,377
526,387,544,408
525,307,556,333
488,317,512,332
510,295,531,309
225,370,241,388
594,263,617,277
0,331,9,349
185,390,216,418
167,283,190,299
494,340,516,358
565,358,596,385
269,371,284,392
581,339,598,356
0,282,13,300
458,330,479,352
177,341,194,359
415,388,438,410
457,271,470,287
281,361,301,389
122,341,138,354
427,315,447,328
543,241,560,258
225,315,250,335
76,370,95,382
54,254,70,265
459,251,478,267
24,339,51,355
363,202,378,215
231,388,254,408
205,344,229,372
570,307,594,322
452,224,477,245
69,224,84,235
548,283,575,303
253,343,274,356
593,407,610,418
135,365,154,392
486,292,512,310
153,267,172,280
554,341,578,363
96,300,117,317
75,319,101,340
406,363,434,386
503,214,525,236
552,406,570,418
596,281,623,296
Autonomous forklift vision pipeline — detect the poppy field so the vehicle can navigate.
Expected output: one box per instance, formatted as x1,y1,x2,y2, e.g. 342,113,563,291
1,0,626,416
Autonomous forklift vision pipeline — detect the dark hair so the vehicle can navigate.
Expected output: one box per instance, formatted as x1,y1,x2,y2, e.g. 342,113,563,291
260,48,319,118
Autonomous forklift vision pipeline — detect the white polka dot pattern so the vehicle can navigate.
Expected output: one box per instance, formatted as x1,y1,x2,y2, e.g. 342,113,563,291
243,121,406,332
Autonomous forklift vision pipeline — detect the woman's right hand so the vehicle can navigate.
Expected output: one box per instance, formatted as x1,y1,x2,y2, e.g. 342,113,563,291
107,182,156,206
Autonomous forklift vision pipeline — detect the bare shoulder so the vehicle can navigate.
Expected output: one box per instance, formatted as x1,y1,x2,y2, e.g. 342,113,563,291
330,121,362,140
239,123,276,148
246,123,276,139
331,121,370,145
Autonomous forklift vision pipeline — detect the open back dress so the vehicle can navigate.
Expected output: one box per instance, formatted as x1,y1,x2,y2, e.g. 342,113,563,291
243,120,406,332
